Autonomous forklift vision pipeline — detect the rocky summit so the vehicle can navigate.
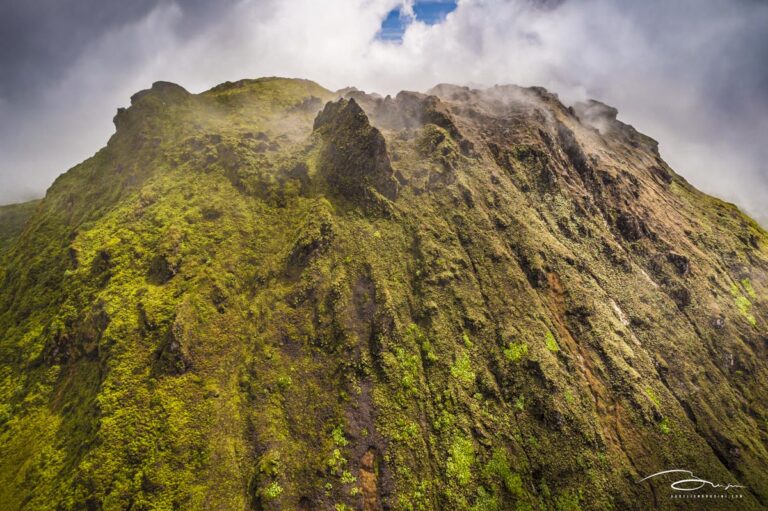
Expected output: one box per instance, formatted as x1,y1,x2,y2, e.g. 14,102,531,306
0,77,767,510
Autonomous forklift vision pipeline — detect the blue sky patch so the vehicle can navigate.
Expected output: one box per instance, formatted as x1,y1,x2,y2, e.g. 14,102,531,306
377,1,459,42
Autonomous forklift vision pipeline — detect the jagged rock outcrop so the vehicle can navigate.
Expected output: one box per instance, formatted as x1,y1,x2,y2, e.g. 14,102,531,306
113,81,192,131
0,77,766,511
313,98,399,205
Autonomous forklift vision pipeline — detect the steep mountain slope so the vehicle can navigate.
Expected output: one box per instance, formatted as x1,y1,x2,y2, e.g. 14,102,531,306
0,199,40,254
0,77,766,510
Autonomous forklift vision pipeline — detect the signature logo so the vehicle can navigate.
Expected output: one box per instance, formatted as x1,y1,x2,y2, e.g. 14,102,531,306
639,469,746,492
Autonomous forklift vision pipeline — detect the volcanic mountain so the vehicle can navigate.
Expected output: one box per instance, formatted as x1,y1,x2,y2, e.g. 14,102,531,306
0,77,766,510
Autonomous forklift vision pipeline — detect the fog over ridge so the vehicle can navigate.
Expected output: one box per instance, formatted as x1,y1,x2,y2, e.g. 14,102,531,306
1,0,766,224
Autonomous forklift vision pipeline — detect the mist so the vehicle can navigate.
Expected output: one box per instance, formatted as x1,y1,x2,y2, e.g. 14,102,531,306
1,0,766,224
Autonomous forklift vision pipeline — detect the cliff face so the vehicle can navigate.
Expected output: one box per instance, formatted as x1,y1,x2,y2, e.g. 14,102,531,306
0,77,767,511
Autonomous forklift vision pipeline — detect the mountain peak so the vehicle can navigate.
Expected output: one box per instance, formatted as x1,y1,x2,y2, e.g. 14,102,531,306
1,76,766,511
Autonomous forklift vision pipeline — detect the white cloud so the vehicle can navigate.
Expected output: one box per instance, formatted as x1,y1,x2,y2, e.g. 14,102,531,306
1,0,766,224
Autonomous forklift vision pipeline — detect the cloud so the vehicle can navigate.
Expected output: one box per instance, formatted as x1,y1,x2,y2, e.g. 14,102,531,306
0,0,766,224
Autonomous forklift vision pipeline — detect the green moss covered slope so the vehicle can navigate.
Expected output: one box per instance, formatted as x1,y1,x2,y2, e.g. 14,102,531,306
0,199,40,253
0,78,767,510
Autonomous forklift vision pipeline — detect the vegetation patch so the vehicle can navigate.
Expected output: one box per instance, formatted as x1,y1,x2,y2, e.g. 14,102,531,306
451,351,476,386
447,436,475,486
544,330,559,353
504,341,529,362
731,282,757,326
644,387,661,408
